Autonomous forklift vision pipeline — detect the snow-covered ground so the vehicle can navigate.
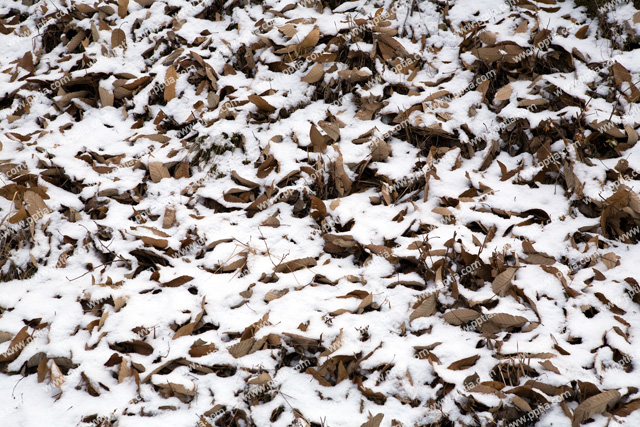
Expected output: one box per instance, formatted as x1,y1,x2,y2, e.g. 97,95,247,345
1,0,640,426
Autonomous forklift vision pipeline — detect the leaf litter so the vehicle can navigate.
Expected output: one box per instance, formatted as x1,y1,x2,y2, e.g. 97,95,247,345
0,0,640,426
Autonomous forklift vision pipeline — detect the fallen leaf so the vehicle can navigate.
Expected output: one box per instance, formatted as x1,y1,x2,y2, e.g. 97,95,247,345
448,355,480,370
492,267,517,296
248,94,276,113
112,29,126,49
164,66,178,102
149,162,170,183
572,390,620,427
410,294,436,322
443,309,480,326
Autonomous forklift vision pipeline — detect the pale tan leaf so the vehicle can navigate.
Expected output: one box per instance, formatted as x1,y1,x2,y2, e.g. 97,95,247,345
410,294,436,322
248,94,276,113
163,206,176,229
443,309,480,326
23,190,49,218
361,413,384,427
118,358,132,383
512,395,533,412
298,27,320,50
278,24,297,38
149,162,170,183
492,267,517,296
228,338,256,358
495,84,513,101
274,257,317,273
111,28,126,49
538,360,561,374
432,206,453,217
488,313,528,329
310,123,327,153
99,88,114,107
173,322,196,340
50,359,66,388
139,235,168,249
301,64,324,83
601,252,620,269
118,0,129,18
572,390,621,427
164,66,178,102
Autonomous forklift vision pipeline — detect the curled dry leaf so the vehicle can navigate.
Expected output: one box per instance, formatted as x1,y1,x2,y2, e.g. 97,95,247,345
298,27,320,51
274,257,317,273
361,413,384,427
301,64,324,83
443,309,480,326
572,390,620,427
409,294,436,322
492,267,517,296
112,29,126,49
162,206,176,229
248,94,276,113
447,354,480,370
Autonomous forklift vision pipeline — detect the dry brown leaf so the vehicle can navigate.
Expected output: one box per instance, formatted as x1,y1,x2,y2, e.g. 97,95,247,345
50,359,66,388
99,88,114,107
140,235,168,249
448,354,480,370
332,148,352,197
572,390,620,427
173,322,197,340
274,257,317,273
409,294,436,322
111,29,126,49
298,27,320,51
370,139,391,162
310,123,327,153
488,313,528,329
512,395,533,412
443,309,480,326
278,24,297,38
432,206,454,218
163,206,176,229
228,338,255,358
575,25,589,39
248,94,276,113
149,162,170,183
0,326,29,362
162,275,194,287
164,66,178,102
539,360,561,374
189,343,217,357
601,252,620,269
301,64,324,83
118,0,129,18
361,413,384,427
37,356,48,383
23,190,49,218
492,267,517,296
514,20,528,34
495,84,513,101
118,358,132,383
